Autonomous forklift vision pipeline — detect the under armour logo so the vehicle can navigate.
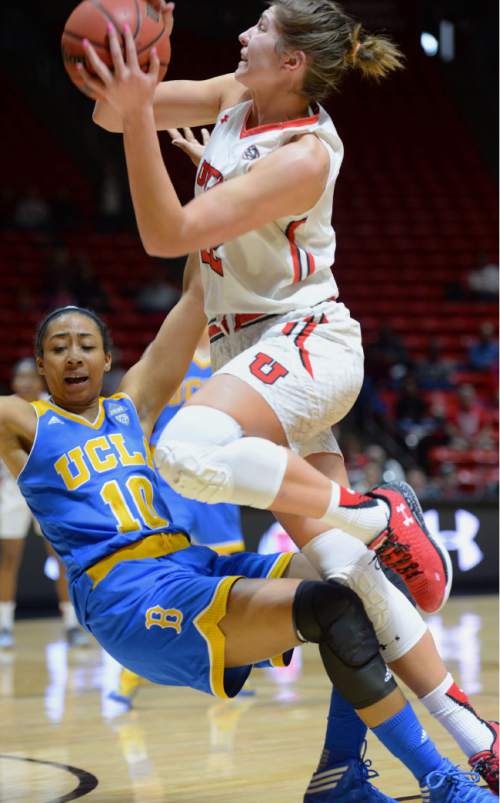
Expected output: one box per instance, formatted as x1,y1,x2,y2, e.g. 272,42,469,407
396,503,414,527
48,416,64,426
242,145,260,160
424,509,482,571
220,114,229,124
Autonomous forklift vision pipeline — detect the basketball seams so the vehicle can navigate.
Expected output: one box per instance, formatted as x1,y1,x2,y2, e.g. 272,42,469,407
63,30,111,51
132,0,141,38
91,0,129,33
62,0,170,89
135,22,166,55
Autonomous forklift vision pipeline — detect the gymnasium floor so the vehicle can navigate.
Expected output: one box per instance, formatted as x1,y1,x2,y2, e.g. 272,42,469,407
0,596,498,803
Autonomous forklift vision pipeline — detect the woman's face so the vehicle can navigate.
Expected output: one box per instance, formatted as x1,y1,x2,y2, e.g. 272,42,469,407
236,7,287,90
36,313,111,409
12,362,44,402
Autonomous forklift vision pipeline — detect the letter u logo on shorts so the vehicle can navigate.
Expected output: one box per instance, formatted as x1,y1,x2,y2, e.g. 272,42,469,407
145,605,183,633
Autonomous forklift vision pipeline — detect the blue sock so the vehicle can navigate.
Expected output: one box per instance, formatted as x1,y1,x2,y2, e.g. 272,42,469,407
321,689,368,764
373,702,443,782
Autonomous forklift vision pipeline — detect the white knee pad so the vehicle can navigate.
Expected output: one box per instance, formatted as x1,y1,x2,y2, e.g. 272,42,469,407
157,405,243,448
302,529,427,663
333,550,427,662
155,435,289,509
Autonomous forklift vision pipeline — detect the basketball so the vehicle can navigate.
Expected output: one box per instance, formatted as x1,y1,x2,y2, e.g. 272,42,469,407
61,0,171,96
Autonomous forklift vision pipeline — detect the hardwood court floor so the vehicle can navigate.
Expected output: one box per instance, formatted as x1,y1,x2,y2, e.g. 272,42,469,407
0,596,498,803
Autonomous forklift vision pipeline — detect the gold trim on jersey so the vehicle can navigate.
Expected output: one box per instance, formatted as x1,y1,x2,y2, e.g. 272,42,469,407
31,393,130,430
267,551,295,579
194,575,242,699
86,532,189,588
209,540,245,555
266,551,296,667
192,352,211,369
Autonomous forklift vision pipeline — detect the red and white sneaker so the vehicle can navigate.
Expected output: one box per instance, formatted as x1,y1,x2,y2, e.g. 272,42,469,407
469,721,499,795
367,481,452,614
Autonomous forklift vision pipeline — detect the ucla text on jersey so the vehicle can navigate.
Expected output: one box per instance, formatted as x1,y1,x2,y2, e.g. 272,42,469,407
18,394,184,582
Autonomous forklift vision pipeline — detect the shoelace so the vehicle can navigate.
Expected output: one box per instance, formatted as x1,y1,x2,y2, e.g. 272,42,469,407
358,741,381,785
473,753,498,786
427,767,481,791
375,530,423,580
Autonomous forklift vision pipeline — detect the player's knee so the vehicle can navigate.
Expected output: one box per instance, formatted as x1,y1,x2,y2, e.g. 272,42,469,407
158,405,243,448
293,580,379,668
293,580,397,708
155,436,288,508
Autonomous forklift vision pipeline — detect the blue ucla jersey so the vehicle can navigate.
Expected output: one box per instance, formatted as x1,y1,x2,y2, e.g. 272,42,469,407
150,354,211,447
150,356,244,554
17,394,184,583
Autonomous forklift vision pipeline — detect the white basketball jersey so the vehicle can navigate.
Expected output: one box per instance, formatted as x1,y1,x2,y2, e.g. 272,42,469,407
194,100,343,316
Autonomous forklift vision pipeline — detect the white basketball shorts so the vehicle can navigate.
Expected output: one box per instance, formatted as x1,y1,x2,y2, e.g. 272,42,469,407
209,300,364,457
0,472,33,539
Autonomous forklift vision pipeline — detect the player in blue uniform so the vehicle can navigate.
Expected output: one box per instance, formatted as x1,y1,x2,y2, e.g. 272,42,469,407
113,328,246,704
0,260,495,799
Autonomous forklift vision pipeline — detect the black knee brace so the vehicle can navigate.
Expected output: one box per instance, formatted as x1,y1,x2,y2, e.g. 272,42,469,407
293,580,397,709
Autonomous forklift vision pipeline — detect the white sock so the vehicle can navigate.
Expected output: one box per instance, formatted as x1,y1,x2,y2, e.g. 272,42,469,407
0,601,15,630
322,484,389,543
420,673,495,758
60,602,78,629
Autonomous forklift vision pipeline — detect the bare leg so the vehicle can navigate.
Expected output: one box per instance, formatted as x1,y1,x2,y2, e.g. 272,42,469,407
220,576,405,728
0,538,25,602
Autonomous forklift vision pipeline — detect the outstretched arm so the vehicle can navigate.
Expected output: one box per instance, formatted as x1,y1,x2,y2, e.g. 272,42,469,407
79,27,330,258
91,0,246,132
93,73,246,133
0,396,37,479
119,253,206,437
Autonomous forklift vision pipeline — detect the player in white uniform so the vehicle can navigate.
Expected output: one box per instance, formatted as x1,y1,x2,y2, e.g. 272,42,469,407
0,359,88,648
88,0,451,616
85,6,498,797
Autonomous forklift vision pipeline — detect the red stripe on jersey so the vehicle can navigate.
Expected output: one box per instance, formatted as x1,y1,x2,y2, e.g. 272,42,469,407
282,321,298,337
306,251,316,277
286,219,306,283
208,323,222,340
240,104,320,139
295,316,317,378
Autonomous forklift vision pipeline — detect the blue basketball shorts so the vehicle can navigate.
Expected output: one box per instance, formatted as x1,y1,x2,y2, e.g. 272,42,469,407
72,542,294,698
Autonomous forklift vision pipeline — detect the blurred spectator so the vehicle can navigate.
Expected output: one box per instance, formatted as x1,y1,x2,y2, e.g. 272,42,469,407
365,444,406,484
405,467,441,502
447,384,493,450
13,186,51,230
365,322,410,383
466,252,499,300
436,462,461,500
467,321,499,372
415,339,455,390
136,266,181,313
98,162,124,231
395,375,428,436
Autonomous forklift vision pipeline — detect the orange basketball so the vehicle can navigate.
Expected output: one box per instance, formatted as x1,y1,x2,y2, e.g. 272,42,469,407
61,0,171,97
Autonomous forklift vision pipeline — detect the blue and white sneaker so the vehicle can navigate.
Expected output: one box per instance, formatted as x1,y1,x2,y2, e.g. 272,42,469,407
304,750,396,802
421,758,497,801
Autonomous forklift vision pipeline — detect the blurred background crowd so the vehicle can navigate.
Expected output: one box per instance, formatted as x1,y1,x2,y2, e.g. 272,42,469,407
0,0,497,502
